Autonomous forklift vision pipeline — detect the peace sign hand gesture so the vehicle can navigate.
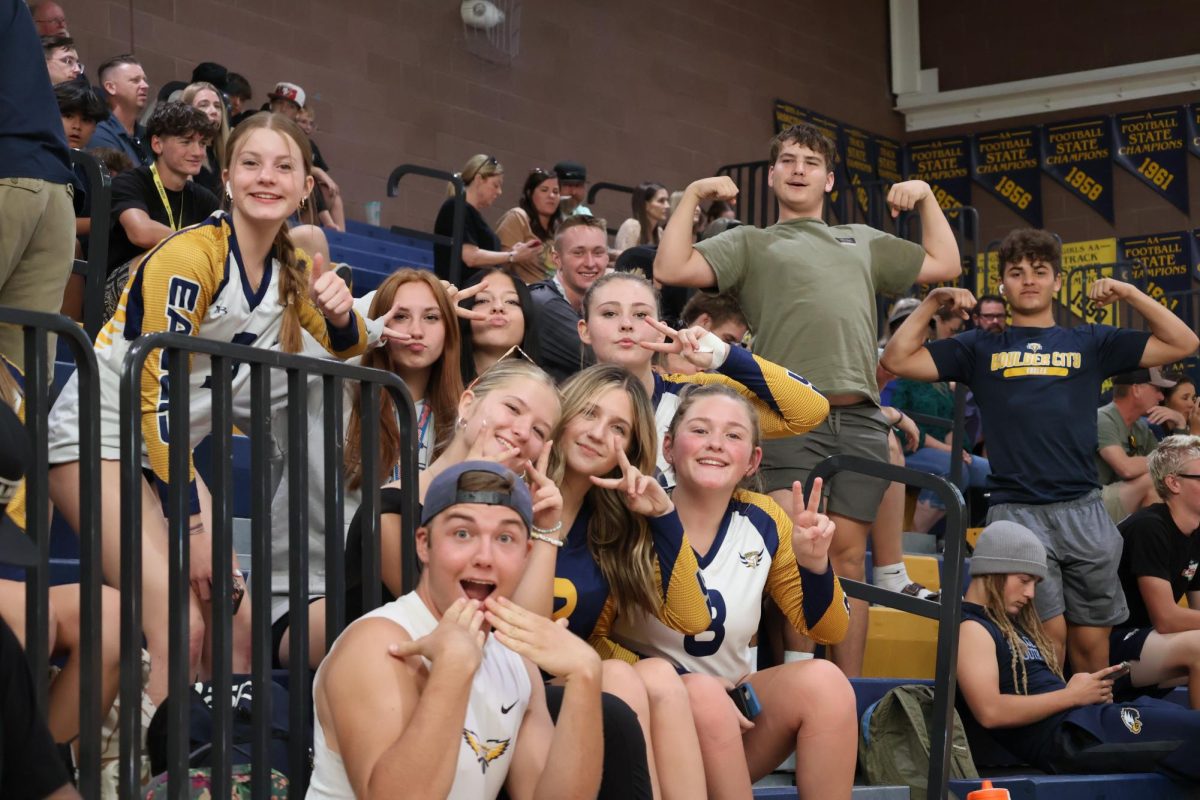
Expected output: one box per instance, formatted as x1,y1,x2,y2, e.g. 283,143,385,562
463,418,524,471
525,441,564,535
589,434,674,517
790,477,835,574
638,318,728,370
440,278,490,321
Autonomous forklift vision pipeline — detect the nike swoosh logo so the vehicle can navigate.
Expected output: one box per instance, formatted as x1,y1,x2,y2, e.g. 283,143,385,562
501,701,518,714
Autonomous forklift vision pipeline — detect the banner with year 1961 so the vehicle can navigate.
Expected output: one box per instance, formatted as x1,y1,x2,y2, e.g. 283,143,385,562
1118,231,1193,326
1039,117,1114,223
971,127,1042,227
1113,108,1189,215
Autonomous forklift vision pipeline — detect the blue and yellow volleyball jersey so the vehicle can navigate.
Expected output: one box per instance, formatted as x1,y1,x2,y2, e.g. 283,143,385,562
611,488,849,678
653,345,829,486
551,502,710,648
94,211,371,511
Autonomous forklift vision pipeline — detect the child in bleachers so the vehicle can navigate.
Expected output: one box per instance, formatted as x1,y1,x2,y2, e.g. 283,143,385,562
457,267,541,385
44,112,379,703
537,364,709,799
578,270,829,488
957,520,1200,781
609,384,856,797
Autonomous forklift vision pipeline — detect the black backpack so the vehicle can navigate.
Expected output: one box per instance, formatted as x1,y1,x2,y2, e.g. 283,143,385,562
146,675,304,780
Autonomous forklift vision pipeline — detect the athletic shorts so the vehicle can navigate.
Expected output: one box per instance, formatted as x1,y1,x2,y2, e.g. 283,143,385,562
758,403,890,523
986,490,1127,627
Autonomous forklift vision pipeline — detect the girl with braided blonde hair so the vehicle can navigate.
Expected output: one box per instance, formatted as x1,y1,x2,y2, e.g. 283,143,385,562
957,520,1200,780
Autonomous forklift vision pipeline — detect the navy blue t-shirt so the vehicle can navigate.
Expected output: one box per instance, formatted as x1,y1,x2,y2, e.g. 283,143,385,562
927,325,1149,504
958,602,1067,764
0,0,72,183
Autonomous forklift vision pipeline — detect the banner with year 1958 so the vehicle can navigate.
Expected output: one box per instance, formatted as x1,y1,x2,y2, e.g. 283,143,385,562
1118,231,1193,326
970,127,1042,227
1039,117,1114,223
1113,108,1189,215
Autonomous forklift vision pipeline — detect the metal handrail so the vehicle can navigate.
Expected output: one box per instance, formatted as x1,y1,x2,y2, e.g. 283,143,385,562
386,164,465,284
118,332,419,799
0,308,103,798
68,149,112,340
585,182,634,237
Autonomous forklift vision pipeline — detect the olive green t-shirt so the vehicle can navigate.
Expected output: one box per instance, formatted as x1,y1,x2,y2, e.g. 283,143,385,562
694,218,924,403
1095,401,1157,485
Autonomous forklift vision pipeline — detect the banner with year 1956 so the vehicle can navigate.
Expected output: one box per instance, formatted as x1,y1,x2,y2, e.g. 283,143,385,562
1039,117,1114,223
1113,107,1189,215
970,127,1042,227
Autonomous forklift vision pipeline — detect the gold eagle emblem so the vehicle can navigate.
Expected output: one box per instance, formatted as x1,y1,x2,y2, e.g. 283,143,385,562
463,728,511,773
1120,707,1143,735
738,549,765,569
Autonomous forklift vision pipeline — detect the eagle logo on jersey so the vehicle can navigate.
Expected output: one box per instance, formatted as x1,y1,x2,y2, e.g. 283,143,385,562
463,729,511,773
738,549,765,569
1120,707,1143,735
1183,561,1198,581
1026,343,1042,353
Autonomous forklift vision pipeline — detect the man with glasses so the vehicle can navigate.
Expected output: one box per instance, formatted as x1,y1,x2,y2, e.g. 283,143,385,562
1110,435,1200,708
29,0,67,35
1097,368,1177,522
40,34,80,84
973,293,1007,334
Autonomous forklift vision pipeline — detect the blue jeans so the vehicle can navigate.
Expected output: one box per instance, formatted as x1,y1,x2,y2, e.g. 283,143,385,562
904,446,991,509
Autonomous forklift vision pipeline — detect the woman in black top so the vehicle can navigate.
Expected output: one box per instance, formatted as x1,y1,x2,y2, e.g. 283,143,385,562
433,154,540,281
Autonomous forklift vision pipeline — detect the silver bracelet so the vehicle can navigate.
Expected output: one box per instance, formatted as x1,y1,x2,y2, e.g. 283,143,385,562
530,530,564,547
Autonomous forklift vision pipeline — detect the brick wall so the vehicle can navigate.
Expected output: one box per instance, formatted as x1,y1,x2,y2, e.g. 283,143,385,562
68,0,902,235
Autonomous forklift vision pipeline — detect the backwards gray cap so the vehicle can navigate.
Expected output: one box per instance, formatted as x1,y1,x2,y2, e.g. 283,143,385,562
970,520,1047,581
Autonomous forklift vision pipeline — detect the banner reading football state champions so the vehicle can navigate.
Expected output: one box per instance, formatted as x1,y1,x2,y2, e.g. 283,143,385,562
1118,231,1193,326
1113,108,1189,215
971,127,1042,227
1039,117,1114,223
904,137,971,212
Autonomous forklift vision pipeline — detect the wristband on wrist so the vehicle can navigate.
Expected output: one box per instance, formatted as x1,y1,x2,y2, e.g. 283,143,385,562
695,331,730,369
530,530,564,547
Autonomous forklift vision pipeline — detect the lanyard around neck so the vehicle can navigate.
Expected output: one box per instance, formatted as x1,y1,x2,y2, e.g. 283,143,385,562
149,162,181,231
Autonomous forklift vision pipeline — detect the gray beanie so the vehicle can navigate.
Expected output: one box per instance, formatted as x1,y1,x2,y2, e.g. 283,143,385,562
970,521,1047,581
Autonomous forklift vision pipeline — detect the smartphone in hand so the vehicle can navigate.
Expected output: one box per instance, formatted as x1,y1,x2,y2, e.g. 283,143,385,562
728,683,762,720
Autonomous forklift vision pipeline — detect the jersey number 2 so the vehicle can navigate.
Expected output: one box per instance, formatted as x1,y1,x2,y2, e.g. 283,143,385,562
684,590,726,657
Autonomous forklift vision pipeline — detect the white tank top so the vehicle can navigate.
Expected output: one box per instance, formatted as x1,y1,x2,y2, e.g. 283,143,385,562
307,591,532,799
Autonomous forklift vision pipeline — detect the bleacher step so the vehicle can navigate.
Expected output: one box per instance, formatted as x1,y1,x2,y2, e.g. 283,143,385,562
753,787,908,798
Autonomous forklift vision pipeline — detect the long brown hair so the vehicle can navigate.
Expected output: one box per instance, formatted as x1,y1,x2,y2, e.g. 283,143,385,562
223,112,313,353
978,574,1062,693
344,269,464,490
548,364,661,617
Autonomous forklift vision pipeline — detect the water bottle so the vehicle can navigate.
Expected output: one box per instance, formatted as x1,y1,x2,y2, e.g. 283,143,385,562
966,779,1010,799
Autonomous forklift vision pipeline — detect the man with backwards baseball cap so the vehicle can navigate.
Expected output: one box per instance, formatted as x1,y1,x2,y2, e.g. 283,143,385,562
956,520,1200,782
308,462,602,800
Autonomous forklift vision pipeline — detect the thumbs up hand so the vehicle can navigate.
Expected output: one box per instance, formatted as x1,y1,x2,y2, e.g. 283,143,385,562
309,252,353,328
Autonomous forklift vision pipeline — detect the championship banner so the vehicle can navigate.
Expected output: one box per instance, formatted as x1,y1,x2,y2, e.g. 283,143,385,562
772,100,846,219
1058,238,1118,325
1194,229,1200,281
1118,231,1193,325
1113,108,1189,214
1039,117,1114,223
970,127,1042,227
1188,102,1200,159
840,124,876,215
904,137,971,211
974,251,1000,300
875,135,903,185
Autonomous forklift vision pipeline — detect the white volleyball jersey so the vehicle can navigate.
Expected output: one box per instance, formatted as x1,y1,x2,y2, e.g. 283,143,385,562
308,591,531,800
613,489,849,679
